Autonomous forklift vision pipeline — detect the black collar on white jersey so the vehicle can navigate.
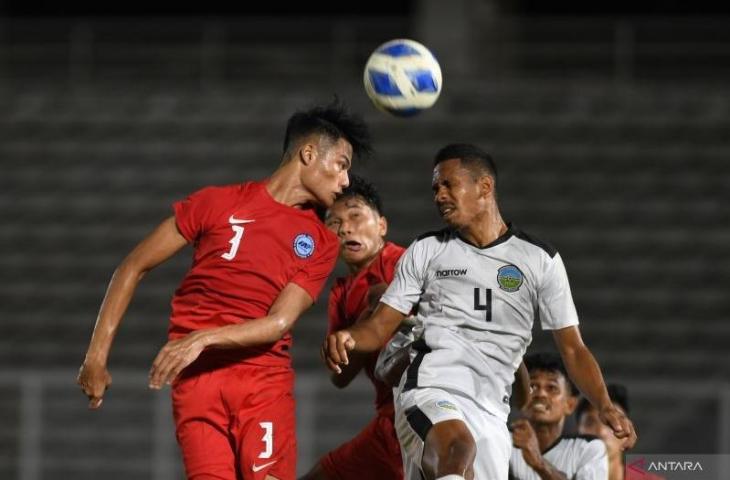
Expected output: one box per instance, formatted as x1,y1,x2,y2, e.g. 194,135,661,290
455,222,515,250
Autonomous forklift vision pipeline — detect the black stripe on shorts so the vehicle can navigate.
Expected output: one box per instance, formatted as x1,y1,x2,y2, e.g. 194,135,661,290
405,406,433,442
403,337,431,391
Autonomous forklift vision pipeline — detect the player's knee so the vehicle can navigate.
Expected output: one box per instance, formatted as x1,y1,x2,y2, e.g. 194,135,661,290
434,423,476,459
422,421,476,479
440,433,476,463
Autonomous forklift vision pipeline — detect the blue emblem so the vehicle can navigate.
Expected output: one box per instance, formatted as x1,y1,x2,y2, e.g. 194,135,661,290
497,264,523,292
293,233,315,259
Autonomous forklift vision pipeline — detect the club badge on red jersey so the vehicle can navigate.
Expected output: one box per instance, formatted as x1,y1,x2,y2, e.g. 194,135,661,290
293,233,315,258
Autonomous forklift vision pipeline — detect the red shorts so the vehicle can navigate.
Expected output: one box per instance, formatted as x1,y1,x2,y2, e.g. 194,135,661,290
319,406,403,480
172,359,296,480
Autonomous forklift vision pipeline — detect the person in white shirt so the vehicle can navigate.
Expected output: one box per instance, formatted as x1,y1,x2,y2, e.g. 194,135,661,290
510,352,608,480
323,143,637,480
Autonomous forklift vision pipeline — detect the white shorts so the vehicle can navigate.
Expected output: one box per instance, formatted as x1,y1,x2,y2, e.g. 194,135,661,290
394,386,511,480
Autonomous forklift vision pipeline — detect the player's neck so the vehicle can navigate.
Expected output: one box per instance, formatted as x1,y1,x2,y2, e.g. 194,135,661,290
459,211,507,248
266,163,315,208
531,419,564,453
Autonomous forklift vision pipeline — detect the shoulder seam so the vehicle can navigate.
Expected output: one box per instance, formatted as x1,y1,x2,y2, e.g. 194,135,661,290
512,229,558,258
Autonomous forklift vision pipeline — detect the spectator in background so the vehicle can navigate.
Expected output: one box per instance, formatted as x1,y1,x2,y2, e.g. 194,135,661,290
510,352,608,480
577,384,660,480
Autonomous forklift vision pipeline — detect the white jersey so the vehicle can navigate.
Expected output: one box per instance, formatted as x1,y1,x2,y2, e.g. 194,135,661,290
380,225,579,419
509,435,608,480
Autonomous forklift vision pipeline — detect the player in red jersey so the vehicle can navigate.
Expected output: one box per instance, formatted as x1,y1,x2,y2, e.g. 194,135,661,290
299,175,406,480
77,100,372,480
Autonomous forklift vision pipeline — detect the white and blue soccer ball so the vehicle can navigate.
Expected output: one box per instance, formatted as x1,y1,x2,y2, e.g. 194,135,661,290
363,38,442,117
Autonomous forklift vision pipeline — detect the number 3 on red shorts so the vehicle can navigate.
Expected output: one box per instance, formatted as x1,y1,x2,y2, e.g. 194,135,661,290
258,421,273,459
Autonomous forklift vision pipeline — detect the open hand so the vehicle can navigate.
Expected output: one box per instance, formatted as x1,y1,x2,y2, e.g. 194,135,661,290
148,332,206,389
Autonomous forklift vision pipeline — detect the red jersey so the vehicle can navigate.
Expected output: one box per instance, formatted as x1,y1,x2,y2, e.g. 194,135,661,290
171,181,338,367
328,242,406,413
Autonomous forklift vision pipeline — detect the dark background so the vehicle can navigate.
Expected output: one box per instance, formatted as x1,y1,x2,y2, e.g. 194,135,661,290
1,1,728,478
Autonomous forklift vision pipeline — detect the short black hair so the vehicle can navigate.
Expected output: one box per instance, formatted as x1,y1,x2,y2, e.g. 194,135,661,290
575,383,630,420
283,98,373,161
333,174,384,216
433,143,498,182
524,352,579,396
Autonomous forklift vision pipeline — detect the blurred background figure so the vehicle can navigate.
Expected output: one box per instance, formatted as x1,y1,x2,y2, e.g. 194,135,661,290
576,384,665,480
1,0,729,478
510,352,608,480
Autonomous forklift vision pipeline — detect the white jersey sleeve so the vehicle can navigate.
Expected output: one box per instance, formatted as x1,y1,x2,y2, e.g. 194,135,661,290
381,240,428,315
538,253,580,330
575,438,609,480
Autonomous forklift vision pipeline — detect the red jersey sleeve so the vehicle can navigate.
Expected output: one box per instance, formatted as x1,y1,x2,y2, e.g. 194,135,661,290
290,237,339,302
327,280,347,334
378,242,407,284
172,186,220,243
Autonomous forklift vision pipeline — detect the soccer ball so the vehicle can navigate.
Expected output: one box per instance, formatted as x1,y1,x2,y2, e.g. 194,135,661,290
363,38,442,117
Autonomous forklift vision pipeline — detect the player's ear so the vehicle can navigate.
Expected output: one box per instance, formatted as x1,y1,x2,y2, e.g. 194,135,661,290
378,215,388,238
299,142,317,166
479,174,495,199
565,393,579,415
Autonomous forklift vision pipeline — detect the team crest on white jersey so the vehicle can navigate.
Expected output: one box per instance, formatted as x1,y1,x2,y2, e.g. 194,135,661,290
293,233,315,258
436,400,459,412
497,264,524,292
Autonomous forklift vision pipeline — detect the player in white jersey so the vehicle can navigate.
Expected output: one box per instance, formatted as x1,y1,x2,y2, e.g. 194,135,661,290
323,144,636,480
509,352,608,480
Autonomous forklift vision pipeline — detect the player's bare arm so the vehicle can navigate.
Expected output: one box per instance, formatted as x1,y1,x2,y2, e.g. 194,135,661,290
512,361,531,410
322,302,405,374
148,282,314,388
329,283,389,388
552,325,637,449
77,216,188,409
511,419,568,480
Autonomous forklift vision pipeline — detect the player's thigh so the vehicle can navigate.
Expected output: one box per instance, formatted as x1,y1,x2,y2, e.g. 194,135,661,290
319,414,403,480
176,420,237,480
423,419,477,479
395,387,475,478
173,371,238,480
229,368,297,480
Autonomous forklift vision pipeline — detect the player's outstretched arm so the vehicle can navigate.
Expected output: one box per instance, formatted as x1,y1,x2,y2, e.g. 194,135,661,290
148,282,314,388
552,326,637,450
322,302,405,374
329,283,389,388
512,361,531,411
77,216,188,409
